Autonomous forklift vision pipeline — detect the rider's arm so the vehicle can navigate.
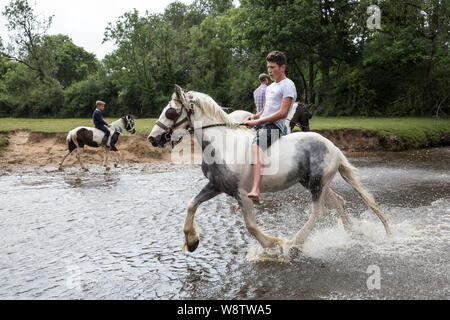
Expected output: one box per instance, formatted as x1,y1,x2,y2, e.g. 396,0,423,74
99,114,109,127
252,101,266,120
257,97,292,125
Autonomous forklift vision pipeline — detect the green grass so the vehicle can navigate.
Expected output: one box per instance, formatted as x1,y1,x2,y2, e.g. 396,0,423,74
0,118,157,135
0,117,449,150
310,117,450,149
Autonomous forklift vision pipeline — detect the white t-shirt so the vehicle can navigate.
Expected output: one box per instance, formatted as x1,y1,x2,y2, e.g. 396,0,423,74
261,78,297,134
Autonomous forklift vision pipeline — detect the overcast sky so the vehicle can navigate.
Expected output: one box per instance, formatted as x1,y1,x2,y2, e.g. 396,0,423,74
0,0,195,59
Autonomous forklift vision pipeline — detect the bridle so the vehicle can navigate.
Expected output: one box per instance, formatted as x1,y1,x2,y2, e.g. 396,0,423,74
156,98,195,136
155,94,247,144
122,116,136,134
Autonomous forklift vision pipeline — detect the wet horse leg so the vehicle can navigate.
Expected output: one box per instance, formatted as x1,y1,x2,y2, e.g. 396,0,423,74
103,149,111,170
114,151,121,168
239,190,283,249
59,150,72,171
76,147,88,171
110,146,120,168
183,183,222,252
325,187,353,232
288,190,326,249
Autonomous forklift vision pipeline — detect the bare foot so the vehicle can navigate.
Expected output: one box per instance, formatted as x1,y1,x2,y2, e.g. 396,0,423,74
247,192,260,204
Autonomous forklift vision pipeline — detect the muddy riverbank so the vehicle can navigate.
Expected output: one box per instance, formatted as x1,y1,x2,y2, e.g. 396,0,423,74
1,129,449,169
0,130,171,168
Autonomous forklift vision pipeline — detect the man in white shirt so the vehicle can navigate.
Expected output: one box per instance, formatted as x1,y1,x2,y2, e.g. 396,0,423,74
244,51,298,203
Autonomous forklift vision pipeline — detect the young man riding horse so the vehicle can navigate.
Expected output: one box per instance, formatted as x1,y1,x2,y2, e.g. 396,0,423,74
244,51,297,204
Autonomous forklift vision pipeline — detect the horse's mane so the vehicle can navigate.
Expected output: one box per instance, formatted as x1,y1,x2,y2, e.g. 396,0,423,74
189,91,242,129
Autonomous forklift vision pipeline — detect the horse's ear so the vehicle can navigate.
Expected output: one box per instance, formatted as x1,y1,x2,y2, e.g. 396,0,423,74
174,85,184,100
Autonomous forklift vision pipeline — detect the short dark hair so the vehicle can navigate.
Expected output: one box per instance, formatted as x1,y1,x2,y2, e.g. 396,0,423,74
266,51,287,67
259,74,269,82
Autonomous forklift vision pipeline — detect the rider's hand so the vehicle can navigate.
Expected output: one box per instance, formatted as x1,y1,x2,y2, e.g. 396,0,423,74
244,120,260,129
251,114,260,120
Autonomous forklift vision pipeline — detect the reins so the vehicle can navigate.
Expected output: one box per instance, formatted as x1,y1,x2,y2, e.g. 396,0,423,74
188,123,247,134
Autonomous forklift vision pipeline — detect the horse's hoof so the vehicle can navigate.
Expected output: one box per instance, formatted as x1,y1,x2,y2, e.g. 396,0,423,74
114,164,119,168
83,168,89,172
183,240,200,253
105,167,111,171
58,167,63,172
288,246,303,259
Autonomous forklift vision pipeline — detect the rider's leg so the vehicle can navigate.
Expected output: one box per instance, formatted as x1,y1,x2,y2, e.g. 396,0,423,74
248,144,263,203
248,124,281,203
99,127,110,148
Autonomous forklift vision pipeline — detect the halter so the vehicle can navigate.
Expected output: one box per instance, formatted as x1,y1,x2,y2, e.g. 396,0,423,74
121,116,136,134
156,95,196,136
156,94,248,144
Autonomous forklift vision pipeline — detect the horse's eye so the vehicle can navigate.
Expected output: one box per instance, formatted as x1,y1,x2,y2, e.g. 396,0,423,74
166,108,179,121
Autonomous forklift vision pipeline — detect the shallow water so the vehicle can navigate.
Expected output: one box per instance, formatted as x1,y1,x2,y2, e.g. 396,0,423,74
0,148,449,300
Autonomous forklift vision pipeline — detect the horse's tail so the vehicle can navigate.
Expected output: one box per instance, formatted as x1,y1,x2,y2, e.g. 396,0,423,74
337,150,392,236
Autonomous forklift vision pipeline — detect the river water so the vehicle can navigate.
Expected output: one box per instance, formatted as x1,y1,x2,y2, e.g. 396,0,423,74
0,148,448,300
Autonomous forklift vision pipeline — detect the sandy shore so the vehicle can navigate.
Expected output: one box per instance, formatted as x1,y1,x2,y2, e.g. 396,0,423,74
0,129,446,170
0,130,171,169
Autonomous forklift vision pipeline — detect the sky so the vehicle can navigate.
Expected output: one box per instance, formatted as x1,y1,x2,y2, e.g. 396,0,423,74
0,0,195,59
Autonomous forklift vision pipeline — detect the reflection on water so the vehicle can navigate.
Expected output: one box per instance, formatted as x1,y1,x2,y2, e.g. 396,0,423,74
0,148,449,300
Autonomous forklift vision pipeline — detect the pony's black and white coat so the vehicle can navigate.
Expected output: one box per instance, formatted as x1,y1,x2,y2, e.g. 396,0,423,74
59,115,136,171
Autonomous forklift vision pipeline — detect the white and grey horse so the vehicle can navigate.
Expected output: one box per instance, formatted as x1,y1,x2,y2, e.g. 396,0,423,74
59,115,136,171
148,86,391,253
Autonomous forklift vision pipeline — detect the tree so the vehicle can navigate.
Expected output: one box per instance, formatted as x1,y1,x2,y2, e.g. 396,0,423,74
0,0,53,80
39,34,99,88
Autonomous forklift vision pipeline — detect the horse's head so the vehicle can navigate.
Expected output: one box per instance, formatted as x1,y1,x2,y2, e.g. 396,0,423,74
122,115,136,134
290,103,313,132
148,85,194,148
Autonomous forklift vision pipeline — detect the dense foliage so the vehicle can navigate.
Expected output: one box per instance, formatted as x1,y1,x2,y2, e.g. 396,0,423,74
0,0,448,118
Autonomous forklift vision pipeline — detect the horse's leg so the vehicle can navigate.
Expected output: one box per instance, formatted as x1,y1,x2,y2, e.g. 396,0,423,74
113,151,120,168
183,183,222,252
111,146,120,168
58,150,72,171
239,190,283,249
325,187,353,232
288,190,326,249
76,147,88,171
103,148,110,171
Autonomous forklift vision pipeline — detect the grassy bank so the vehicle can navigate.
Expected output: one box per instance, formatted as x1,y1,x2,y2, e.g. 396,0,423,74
311,117,450,149
0,118,157,135
0,133,9,155
0,117,449,150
